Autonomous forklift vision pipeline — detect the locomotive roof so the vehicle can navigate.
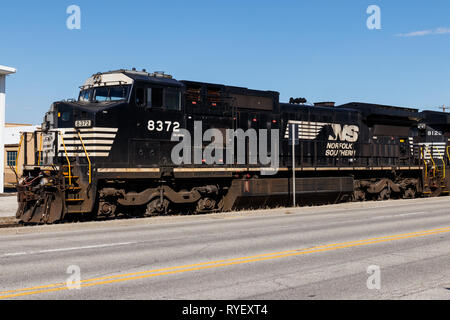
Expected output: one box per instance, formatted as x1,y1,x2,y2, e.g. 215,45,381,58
83,69,279,96
81,69,183,89
279,103,356,114
181,80,279,96
420,110,450,124
338,102,419,114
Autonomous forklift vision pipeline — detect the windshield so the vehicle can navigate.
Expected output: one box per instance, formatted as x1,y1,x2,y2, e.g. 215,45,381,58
78,85,131,102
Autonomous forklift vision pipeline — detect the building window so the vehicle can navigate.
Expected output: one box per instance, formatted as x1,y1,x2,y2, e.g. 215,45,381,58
7,151,17,166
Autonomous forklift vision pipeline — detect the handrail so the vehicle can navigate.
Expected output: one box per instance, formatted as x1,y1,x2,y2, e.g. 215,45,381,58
433,146,445,179
424,146,436,177
15,133,24,174
76,130,91,184
447,146,450,166
37,132,43,166
58,132,72,186
421,147,428,180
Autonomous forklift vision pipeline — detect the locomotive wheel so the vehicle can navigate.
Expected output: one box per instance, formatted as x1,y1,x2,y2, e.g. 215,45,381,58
196,197,217,213
353,189,366,202
145,198,170,216
403,187,416,199
378,188,391,201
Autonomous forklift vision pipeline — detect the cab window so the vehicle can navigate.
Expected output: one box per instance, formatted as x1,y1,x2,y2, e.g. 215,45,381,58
164,88,181,110
150,87,163,108
144,87,164,109
139,86,180,110
79,90,90,102
94,87,110,102
136,87,145,106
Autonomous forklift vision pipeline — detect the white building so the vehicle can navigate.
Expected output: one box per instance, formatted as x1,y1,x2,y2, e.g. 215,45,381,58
0,65,17,193
4,124,40,145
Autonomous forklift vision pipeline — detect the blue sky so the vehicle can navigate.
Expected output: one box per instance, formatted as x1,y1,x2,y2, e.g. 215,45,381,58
1,0,450,124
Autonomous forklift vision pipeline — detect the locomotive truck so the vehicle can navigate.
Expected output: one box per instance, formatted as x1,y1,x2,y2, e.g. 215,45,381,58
15,69,450,224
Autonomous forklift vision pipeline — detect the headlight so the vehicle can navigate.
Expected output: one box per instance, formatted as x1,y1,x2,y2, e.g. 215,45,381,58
40,178,49,186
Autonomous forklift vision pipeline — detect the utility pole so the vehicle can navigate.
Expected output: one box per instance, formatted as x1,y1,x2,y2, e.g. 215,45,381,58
292,133,296,206
289,123,299,207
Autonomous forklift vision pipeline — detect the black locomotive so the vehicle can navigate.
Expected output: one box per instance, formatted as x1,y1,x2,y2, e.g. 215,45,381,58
16,69,450,223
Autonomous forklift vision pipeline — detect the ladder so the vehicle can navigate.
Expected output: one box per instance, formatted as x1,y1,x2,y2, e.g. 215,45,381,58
58,131,91,204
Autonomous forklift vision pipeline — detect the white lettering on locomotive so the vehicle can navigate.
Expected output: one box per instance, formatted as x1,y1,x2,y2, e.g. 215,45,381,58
328,124,359,142
284,121,359,157
147,120,180,132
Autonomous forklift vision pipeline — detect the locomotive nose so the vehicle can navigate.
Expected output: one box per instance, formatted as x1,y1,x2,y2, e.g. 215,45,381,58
42,103,58,132
49,101,98,130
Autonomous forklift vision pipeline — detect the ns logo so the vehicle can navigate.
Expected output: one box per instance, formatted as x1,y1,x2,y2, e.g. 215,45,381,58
328,124,359,143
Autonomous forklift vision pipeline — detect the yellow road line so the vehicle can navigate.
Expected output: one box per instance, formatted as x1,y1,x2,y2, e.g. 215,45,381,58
1,226,449,299
3,227,448,295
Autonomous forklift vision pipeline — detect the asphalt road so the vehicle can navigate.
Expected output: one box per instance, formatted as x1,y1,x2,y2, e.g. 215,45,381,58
0,197,449,300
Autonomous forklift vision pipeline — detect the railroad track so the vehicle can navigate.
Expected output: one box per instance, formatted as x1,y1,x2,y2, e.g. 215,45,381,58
0,218,20,229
